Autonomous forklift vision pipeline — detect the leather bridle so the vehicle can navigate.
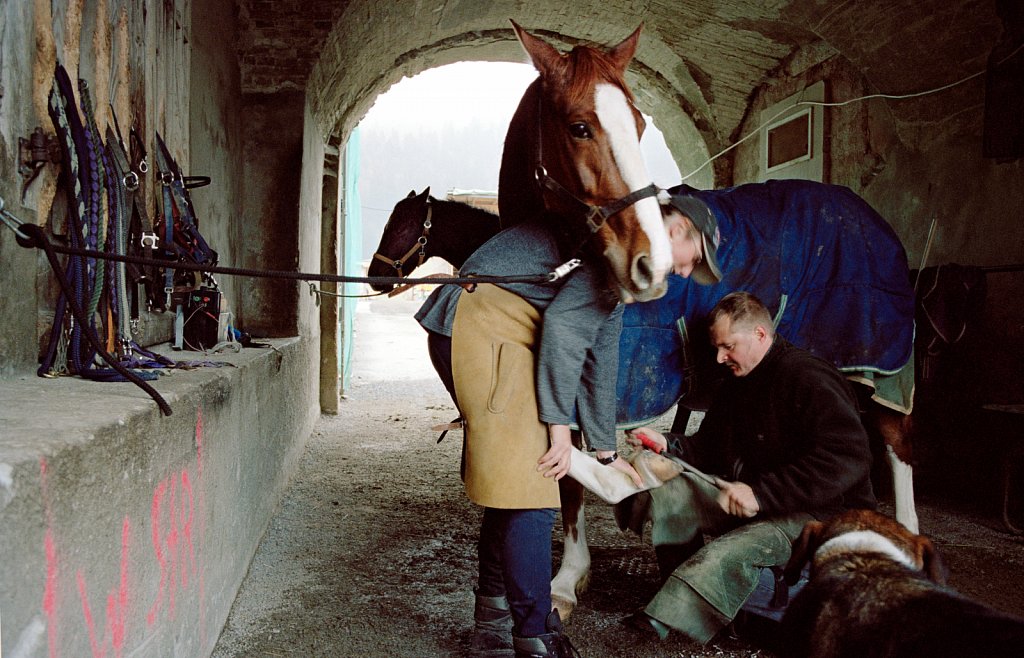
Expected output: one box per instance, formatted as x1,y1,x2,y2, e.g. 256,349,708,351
371,199,432,276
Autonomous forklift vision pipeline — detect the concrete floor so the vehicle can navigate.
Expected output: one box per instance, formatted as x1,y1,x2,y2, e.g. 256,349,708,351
211,294,1024,658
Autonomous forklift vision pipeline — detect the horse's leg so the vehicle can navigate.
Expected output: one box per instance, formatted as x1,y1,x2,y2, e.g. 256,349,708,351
551,476,589,620
874,406,919,533
565,446,682,503
550,446,685,619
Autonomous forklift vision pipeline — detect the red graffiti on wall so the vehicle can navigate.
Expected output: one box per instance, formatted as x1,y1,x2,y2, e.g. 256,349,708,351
75,517,130,658
38,407,208,656
146,469,196,625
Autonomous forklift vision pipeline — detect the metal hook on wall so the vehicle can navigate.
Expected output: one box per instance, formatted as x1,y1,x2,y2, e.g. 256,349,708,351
18,127,61,201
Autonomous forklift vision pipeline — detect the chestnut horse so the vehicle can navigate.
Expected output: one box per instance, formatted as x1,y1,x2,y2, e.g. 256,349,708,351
498,21,671,304
496,24,678,617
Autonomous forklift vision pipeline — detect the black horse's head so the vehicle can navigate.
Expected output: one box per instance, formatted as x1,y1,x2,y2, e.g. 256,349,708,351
368,188,433,292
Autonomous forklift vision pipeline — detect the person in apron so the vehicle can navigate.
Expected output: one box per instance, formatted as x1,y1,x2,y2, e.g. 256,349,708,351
416,217,648,657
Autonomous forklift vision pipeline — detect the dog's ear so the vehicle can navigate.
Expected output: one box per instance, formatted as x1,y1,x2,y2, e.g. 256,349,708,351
784,520,823,585
915,536,950,585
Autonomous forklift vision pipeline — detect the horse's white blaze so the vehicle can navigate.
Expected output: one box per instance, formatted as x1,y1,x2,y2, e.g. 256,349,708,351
594,84,672,281
815,530,920,571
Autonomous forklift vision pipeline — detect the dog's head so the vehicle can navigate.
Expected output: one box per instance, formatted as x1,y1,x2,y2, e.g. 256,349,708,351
783,509,949,586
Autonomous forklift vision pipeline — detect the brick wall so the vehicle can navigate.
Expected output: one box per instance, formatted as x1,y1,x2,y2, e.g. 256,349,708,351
236,0,348,93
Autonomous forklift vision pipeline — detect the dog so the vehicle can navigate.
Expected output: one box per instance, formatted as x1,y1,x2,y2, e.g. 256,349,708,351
778,509,1024,658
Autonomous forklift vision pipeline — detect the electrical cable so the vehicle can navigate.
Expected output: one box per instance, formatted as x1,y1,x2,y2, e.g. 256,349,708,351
680,41,1024,182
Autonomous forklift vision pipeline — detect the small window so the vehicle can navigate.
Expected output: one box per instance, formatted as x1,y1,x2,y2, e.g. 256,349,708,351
766,108,812,171
758,81,825,182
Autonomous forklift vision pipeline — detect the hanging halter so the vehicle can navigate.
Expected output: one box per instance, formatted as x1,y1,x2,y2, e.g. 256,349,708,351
371,198,433,276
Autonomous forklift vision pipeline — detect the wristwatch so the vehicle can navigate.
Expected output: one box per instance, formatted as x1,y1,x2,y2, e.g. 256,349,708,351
597,451,618,465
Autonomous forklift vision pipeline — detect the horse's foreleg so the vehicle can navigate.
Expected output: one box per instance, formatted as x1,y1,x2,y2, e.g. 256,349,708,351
550,448,685,619
565,447,680,503
876,410,919,533
551,477,589,620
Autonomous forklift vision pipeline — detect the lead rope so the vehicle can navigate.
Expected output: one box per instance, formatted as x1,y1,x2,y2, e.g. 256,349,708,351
41,62,87,377
79,80,108,330
19,223,173,415
106,122,139,353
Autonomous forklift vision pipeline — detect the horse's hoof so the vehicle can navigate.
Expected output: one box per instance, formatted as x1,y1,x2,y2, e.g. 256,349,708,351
551,596,575,621
630,451,682,486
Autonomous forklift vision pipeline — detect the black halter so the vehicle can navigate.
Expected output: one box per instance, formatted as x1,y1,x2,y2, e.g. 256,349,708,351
534,167,659,233
533,93,660,233
371,198,433,276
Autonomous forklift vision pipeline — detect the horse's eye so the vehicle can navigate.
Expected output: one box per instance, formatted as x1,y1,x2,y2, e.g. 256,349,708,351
569,122,593,140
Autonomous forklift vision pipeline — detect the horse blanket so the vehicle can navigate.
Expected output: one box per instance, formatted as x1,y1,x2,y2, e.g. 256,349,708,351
615,179,915,426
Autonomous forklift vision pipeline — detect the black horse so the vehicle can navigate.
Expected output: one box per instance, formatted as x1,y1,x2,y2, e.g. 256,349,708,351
367,188,500,291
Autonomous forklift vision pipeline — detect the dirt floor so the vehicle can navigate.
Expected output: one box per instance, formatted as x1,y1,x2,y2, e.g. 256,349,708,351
211,296,1024,658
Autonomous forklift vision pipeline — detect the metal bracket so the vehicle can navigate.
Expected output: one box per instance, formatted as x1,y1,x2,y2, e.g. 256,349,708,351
18,127,60,200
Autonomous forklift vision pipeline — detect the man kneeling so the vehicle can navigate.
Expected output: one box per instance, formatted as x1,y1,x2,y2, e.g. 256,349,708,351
624,291,876,644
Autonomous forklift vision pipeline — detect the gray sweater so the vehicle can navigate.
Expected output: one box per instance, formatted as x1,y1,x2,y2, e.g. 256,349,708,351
415,221,623,451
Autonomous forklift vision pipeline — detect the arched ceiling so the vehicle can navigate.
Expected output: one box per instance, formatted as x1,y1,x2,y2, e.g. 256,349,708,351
238,0,1002,184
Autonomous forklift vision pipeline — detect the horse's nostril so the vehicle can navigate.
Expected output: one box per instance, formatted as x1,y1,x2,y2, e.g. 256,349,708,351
632,253,653,289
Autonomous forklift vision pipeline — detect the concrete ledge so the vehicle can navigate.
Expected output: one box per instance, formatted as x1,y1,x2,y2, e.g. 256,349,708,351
0,337,318,657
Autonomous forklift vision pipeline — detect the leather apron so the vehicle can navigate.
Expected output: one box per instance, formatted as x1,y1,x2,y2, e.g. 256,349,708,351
452,284,560,509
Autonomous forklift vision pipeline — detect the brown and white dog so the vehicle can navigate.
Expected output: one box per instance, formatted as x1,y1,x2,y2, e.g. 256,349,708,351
779,509,1024,658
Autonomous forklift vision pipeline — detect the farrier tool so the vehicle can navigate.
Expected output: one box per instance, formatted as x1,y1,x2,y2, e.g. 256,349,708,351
633,431,726,490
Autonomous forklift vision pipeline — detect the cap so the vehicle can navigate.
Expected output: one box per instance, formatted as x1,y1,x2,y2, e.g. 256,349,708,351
666,195,722,285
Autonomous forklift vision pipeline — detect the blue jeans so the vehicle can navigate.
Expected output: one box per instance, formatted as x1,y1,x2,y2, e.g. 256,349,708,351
478,507,558,637
428,332,557,636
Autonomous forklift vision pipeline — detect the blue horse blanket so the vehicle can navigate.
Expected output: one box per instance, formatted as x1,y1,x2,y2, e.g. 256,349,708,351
615,179,915,425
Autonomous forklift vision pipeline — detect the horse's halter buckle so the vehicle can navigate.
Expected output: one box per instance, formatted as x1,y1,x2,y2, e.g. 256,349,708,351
372,201,432,277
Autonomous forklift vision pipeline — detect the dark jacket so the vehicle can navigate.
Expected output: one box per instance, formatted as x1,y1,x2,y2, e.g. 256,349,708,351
667,337,876,519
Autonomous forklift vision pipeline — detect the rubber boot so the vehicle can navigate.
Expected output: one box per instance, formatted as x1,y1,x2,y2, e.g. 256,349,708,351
470,590,514,656
512,610,580,658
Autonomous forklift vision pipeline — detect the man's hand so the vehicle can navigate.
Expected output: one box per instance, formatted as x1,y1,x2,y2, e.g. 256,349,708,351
716,480,759,518
626,427,667,454
538,424,573,480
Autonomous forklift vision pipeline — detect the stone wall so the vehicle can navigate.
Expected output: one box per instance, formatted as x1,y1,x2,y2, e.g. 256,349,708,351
0,2,322,656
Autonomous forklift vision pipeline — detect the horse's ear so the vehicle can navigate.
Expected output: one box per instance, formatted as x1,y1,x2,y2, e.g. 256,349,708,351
415,187,431,202
606,24,642,71
510,20,562,77
783,520,823,585
915,536,950,585
407,190,416,198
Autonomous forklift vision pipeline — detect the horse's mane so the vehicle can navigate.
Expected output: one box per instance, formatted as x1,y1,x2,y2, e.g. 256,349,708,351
498,79,544,231
432,196,498,226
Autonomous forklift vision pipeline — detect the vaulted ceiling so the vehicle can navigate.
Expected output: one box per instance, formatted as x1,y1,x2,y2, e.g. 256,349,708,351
236,0,1003,181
